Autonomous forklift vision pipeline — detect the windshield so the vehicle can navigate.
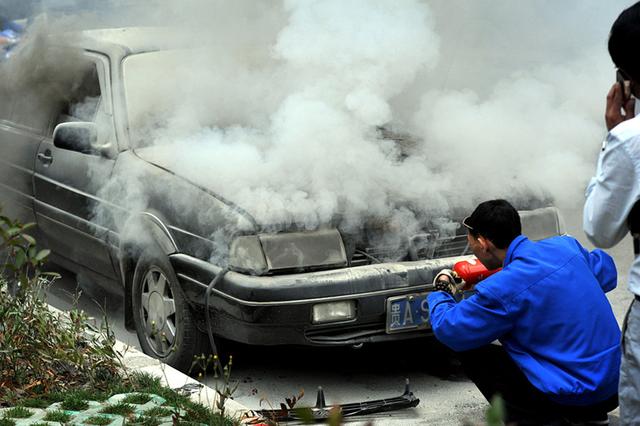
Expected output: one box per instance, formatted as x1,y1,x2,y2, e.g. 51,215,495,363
123,49,203,147
123,44,287,149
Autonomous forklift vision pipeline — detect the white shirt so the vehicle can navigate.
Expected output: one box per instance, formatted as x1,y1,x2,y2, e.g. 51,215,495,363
584,115,640,295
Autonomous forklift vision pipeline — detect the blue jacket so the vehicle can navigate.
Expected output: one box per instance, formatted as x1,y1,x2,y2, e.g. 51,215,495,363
428,235,620,405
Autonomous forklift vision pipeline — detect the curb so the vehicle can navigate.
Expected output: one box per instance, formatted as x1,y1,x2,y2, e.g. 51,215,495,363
114,340,254,421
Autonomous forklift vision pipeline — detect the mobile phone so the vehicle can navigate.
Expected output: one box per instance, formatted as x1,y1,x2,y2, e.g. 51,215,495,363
617,69,632,102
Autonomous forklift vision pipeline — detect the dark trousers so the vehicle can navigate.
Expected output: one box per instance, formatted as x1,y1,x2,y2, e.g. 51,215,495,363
456,344,618,425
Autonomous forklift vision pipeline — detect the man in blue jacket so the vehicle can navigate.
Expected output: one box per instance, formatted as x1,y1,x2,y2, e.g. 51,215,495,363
429,200,620,425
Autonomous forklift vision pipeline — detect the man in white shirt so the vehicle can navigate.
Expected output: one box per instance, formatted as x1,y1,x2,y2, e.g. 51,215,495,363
583,2,640,424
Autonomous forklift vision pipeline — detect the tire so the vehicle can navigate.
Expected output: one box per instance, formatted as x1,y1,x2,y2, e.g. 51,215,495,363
131,250,201,372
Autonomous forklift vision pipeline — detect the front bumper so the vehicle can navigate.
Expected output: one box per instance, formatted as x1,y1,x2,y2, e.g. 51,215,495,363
170,253,472,346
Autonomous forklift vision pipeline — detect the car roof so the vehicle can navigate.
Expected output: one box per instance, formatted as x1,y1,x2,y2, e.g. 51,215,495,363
63,27,184,57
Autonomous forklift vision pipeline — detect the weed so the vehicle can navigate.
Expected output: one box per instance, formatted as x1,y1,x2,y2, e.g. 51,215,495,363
84,415,113,425
260,390,305,424
189,354,238,418
0,420,15,426
3,407,32,419
60,396,89,411
120,393,152,405
31,423,50,426
43,410,72,423
100,403,135,416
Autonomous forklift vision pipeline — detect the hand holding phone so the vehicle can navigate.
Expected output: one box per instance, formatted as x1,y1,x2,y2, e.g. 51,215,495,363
617,69,632,103
607,70,636,130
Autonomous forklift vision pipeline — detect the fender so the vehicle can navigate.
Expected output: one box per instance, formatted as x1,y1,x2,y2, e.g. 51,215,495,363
119,211,178,330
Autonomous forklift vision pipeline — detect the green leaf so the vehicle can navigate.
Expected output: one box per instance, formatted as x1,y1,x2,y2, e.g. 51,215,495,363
41,272,61,280
15,249,26,269
6,227,21,238
34,249,51,262
486,395,506,426
292,408,314,424
22,234,36,245
21,222,36,232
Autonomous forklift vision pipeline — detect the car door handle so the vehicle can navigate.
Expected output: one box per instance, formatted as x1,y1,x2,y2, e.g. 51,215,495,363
37,151,53,165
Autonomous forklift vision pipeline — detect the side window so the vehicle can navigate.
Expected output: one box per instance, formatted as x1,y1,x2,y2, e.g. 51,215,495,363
55,64,101,127
51,59,116,145
11,90,57,133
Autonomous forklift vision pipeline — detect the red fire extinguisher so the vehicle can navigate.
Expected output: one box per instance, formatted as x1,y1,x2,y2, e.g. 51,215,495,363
453,258,501,285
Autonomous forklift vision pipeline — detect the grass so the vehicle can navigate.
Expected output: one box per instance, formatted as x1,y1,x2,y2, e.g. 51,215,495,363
20,398,49,409
84,415,113,425
131,415,162,426
3,407,32,419
143,406,174,418
60,396,89,411
99,403,135,416
121,393,152,405
3,373,236,425
0,420,14,426
43,410,72,423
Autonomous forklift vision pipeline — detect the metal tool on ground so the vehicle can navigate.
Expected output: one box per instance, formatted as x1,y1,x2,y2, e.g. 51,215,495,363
255,379,419,422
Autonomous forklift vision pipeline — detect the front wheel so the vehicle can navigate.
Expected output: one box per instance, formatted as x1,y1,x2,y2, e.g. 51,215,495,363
131,251,201,372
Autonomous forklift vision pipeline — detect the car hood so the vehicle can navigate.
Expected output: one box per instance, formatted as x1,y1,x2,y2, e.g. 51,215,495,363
134,145,263,225
134,145,561,266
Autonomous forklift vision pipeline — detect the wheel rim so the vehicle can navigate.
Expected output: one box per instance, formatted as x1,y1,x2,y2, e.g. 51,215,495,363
140,267,177,357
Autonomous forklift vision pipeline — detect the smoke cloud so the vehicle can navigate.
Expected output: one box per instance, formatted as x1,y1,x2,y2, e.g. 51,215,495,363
3,0,635,251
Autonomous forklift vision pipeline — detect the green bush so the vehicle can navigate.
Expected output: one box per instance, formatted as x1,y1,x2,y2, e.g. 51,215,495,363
0,212,237,426
0,212,123,403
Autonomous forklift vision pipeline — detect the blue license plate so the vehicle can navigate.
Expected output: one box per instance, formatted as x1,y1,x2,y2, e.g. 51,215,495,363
386,292,430,333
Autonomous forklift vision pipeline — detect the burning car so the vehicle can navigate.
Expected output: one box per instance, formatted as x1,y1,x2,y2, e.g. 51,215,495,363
0,28,564,371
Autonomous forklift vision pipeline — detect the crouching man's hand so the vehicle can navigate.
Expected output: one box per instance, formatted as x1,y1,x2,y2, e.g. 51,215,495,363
433,269,461,297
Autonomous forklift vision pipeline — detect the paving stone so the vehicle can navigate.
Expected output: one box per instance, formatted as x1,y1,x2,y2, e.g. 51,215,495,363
0,394,187,426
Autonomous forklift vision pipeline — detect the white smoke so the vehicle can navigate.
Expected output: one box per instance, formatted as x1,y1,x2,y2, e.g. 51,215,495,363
4,0,636,244
125,0,445,233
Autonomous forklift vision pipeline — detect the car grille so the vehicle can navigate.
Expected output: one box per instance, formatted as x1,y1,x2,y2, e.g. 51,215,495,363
350,233,470,266
432,234,471,258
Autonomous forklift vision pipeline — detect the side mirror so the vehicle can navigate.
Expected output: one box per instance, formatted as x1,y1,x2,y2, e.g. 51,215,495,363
53,122,106,156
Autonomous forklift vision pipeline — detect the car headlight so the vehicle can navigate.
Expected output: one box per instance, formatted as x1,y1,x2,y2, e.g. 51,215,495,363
229,229,348,275
312,301,357,324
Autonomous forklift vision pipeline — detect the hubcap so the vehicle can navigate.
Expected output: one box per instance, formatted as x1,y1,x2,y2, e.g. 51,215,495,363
140,267,177,357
